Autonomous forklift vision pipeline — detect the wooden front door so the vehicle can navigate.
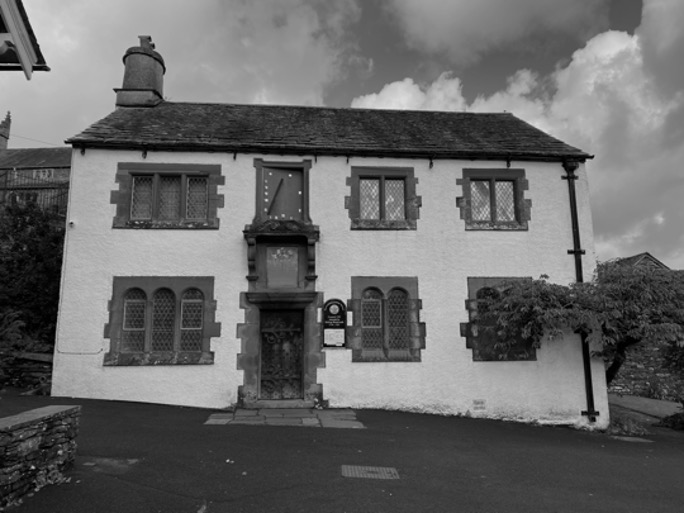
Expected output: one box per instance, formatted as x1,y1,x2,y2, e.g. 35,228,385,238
259,310,304,400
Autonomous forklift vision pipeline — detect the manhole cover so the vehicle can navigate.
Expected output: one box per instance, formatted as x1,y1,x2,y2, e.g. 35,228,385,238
341,465,400,479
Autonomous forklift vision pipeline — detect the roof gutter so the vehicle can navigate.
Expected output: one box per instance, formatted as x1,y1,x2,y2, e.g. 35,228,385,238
67,141,593,163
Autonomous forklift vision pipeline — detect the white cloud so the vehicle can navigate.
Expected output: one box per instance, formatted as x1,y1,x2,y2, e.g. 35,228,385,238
352,73,466,111
384,0,610,64
351,0,684,268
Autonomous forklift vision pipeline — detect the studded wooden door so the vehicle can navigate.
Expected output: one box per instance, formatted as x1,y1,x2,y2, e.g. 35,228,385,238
259,310,304,400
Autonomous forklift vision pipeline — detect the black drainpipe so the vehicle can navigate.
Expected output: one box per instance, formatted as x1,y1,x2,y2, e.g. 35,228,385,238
562,160,599,423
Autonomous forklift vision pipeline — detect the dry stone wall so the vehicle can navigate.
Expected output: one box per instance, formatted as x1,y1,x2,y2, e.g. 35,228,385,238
609,341,683,401
0,405,80,508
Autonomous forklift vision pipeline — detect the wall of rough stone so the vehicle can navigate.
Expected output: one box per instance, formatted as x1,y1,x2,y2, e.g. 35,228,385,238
609,342,683,401
0,405,80,508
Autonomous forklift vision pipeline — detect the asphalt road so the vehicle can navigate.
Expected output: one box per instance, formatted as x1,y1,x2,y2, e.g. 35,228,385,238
3,392,684,513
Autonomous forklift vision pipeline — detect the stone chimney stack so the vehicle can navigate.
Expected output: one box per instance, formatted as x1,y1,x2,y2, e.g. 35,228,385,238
0,112,10,150
115,36,166,108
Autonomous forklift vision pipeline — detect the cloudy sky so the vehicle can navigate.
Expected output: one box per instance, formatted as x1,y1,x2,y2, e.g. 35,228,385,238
3,0,684,269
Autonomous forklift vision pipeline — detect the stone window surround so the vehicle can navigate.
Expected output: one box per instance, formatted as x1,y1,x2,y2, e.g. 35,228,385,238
111,162,224,229
460,276,537,361
347,276,426,362
346,166,421,230
104,276,221,366
456,168,531,230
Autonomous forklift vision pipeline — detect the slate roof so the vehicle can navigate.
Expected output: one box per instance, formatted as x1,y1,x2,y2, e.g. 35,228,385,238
616,252,670,270
67,102,592,162
0,147,71,169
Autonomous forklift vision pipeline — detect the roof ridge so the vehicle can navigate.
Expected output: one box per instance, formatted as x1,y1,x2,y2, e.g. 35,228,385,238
158,100,514,117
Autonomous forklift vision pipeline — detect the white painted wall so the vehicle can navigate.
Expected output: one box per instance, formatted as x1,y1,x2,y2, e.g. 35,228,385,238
53,148,608,429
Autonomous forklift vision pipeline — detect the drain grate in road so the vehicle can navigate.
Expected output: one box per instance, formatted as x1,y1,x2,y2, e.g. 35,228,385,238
341,465,400,480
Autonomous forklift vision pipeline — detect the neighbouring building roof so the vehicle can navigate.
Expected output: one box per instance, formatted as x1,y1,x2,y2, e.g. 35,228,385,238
0,147,71,169
616,252,670,270
66,102,592,162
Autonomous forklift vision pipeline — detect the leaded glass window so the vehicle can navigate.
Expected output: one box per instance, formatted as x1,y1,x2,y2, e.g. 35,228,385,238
181,289,204,351
122,288,146,351
131,176,153,220
361,287,411,354
129,174,209,222
495,181,515,222
186,177,208,220
469,178,517,223
387,288,409,351
361,288,383,351
359,177,406,221
158,176,181,220
350,278,424,362
152,289,175,351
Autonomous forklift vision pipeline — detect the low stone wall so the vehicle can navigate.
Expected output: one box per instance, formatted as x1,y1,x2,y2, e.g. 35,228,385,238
0,405,80,508
609,341,684,401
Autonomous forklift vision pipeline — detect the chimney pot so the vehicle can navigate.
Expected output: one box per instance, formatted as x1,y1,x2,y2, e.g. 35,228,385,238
115,36,166,108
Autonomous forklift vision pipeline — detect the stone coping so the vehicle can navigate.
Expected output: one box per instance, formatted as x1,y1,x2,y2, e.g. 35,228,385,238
0,405,81,432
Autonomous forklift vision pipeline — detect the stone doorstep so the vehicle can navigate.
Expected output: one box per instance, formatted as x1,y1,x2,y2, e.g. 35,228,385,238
230,417,267,424
258,409,314,417
264,418,305,426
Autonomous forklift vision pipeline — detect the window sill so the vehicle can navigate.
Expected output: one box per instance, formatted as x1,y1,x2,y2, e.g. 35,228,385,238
350,219,417,230
351,349,421,362
103,351,214,366
113,219,219,229
465,221,528,231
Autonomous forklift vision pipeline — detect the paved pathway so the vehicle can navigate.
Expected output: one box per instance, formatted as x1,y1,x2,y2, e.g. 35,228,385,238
204,408,365,428
608,393,682,419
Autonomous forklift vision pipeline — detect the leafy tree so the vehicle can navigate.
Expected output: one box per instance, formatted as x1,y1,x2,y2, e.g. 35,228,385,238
477,261,684,384
0,203,65,350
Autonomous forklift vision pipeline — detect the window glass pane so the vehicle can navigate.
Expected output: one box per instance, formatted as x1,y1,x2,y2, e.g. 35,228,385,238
266,246,299,288
361,288,383,350
359,178,380,219
152,289,175,351
131,176,153,220
181,289,203,351
387,289,409,350
385,179,405,220
495,181,516,222
471,180,491,221
186,177,208,220
158,176,181,220
122,288,146,352
361,291,382,328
